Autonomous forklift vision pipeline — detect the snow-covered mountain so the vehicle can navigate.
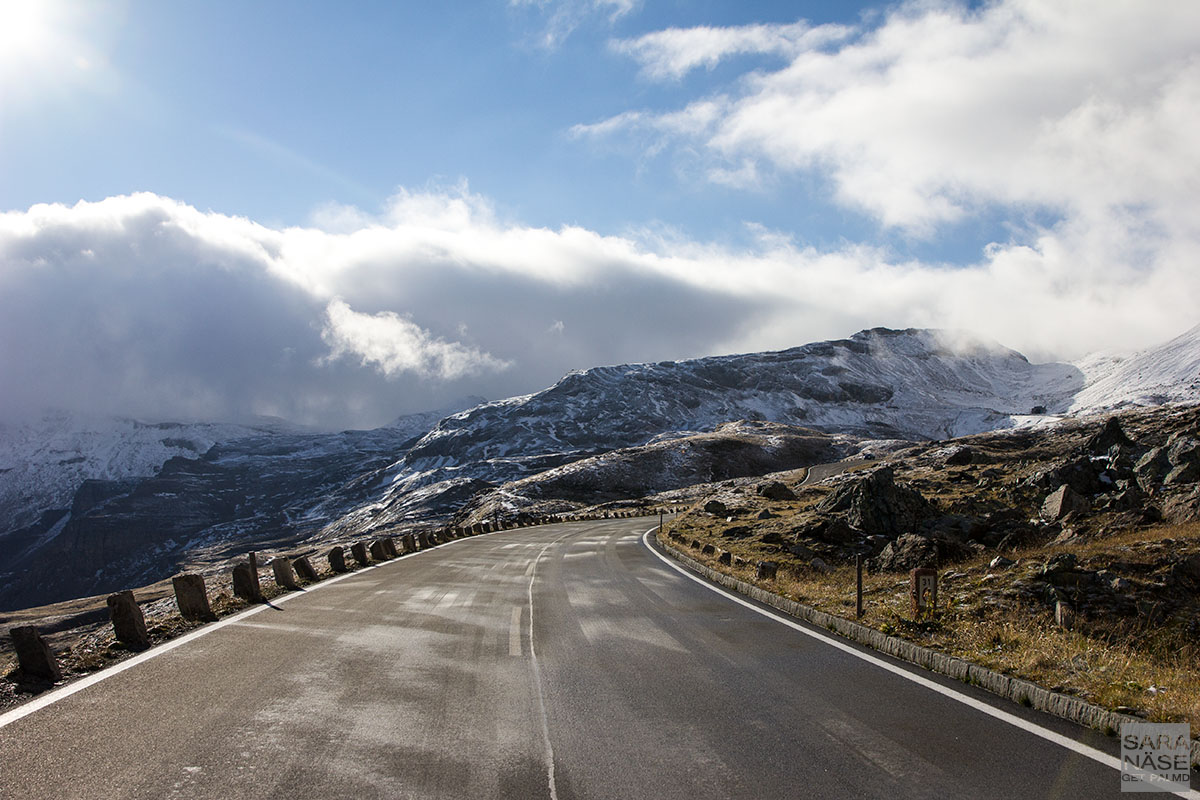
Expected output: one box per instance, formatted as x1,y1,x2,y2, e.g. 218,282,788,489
0,401,480,610
1071,323,1200,412
391,327,1081,485
0,413,301,534
1,324,1197,611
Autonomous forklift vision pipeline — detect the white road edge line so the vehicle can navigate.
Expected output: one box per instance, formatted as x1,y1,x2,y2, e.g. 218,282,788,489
641,527,1200,799
0,526,515,731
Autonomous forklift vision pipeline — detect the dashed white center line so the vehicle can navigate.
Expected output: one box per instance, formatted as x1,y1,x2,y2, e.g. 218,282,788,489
509,606,522,656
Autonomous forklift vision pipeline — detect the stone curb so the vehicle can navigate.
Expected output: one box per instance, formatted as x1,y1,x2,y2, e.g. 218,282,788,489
658,538,1200,767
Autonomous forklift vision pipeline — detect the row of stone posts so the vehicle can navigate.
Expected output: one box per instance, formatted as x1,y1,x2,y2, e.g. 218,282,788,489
8,508,673,685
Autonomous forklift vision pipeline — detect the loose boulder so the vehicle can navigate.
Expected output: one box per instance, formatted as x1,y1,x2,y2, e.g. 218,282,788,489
944,446,974,466
1163,435,1200,485
1162,486,1200,524
873,534,939,572
757,481,797,501
703,499,728,516
1167,433,1200,467
1040,484,1090,522
1134,447,1171,492
1087,417,1133,454
793,516,863,546
1032,456,1104,496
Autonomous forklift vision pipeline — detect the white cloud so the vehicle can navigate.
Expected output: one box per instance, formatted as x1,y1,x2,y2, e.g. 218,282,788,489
597,0,1200,239
611,20,853,81
570,0,1200,361
321,299,511,381
1,182,1196,430
511,0,640,49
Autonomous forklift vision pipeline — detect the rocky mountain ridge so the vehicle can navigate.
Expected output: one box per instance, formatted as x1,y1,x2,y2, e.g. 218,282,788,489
0,324,1196,611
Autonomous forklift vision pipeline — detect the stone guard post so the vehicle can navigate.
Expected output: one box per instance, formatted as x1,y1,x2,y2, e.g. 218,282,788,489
271,557,300,590
173,574,218,622
107,590,151,651
292,556,319,582
9,626,62,683
328,546,348,573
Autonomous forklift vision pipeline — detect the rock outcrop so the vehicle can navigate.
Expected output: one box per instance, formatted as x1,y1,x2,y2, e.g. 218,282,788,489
816,466,933,537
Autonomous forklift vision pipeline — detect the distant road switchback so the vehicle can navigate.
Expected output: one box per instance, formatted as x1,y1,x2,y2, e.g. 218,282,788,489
0,519,1154,798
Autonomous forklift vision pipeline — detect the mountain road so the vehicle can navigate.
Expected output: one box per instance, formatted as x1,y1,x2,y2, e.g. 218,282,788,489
0,518,1171,798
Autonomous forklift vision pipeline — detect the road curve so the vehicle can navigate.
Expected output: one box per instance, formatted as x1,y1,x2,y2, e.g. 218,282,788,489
0,519,1165,798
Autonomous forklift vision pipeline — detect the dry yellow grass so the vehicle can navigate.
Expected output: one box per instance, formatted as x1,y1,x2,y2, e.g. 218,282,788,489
662,520,1200,729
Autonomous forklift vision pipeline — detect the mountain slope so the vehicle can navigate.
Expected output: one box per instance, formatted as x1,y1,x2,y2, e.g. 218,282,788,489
454,420,855,523
3,324,1199,612
0,414,299,534
0,401,479,611
1072,323,1200,412
393,327,1081,486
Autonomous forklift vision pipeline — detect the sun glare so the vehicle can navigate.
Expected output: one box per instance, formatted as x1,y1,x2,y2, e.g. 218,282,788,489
0,0,57,66
0,0,104,94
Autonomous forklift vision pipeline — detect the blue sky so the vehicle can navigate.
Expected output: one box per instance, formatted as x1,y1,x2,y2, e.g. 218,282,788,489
1,1,1199,428
3,1,901,251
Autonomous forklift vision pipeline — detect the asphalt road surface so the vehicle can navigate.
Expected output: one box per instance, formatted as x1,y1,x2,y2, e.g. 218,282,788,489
0,519,1186,799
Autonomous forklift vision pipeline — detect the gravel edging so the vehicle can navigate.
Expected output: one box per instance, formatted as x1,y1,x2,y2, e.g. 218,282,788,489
658,537,1200,767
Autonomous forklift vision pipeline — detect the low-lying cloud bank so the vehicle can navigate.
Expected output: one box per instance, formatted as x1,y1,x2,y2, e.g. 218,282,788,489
1,184,1195,430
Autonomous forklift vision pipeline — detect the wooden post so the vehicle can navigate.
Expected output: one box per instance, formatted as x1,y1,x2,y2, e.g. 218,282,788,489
856,554,864,619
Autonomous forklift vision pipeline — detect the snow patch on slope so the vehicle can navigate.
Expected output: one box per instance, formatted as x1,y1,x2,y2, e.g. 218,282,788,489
1071,323,1200,413
0,412,294,531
